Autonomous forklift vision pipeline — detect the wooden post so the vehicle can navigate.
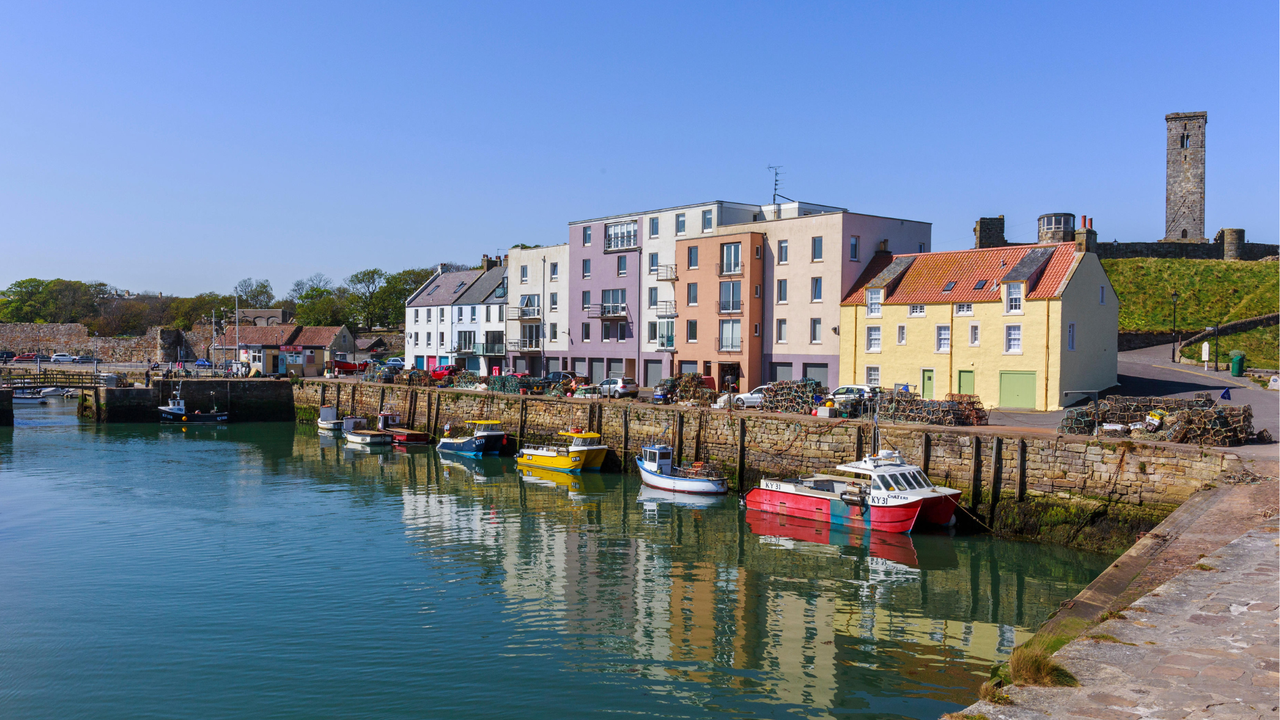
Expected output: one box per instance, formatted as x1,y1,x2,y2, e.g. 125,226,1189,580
987,436,1004,527
922,432,932,476
622,407,630,463
969,436,982,512
736,417,747,490
320,383,327,409
855,425,864,461
518,396,527,444
1016,438,1027,501
674,411,685,465
378,386,386,414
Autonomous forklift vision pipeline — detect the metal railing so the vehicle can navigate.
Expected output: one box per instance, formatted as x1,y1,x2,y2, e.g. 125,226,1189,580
586,303,627,319
654,301,677,318
717,299,742,314
451,343,475,355
716,336,742,353
475,343,507,356
517,306,542,319
656,264,678,281
657,335,677,352
507,338,542,352
717,262,742,276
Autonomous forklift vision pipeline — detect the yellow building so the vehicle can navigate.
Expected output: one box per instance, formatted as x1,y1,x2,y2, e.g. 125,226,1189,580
839,244,1117,411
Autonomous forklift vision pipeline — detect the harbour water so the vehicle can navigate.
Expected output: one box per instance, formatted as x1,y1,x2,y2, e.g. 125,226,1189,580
0,404,1116,719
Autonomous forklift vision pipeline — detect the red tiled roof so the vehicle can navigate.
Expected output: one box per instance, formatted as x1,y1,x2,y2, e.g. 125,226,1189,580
212,325,300,348
841,244,1079,306
292,326,346,348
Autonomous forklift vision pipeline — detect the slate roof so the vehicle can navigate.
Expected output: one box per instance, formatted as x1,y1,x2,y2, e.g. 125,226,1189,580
842,243,1079,306
356,337,388,351
291,326,347,348
455,266,507,305
406,269,483,308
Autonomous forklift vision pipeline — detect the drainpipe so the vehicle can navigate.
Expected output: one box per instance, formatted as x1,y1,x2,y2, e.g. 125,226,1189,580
1044,299,1051,410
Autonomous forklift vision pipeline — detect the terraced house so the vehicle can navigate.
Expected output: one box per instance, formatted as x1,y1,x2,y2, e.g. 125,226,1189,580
839,243,1118,411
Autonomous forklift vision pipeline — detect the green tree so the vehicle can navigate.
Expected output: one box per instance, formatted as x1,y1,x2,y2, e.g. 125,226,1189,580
294,286,353,327
0,278,52,322
374,267,436,329
345,269,387,330
234,278,275,308
166,292,235,331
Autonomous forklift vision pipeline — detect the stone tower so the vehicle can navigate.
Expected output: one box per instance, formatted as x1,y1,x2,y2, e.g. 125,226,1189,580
1165,112,1207,242
1037,213,1076,244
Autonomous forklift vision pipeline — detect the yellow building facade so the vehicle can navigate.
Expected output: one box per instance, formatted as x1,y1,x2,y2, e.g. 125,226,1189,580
839,244,1117,411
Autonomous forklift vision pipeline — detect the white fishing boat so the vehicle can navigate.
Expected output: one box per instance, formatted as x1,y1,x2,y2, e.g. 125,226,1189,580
833,450,960,527
11,390,48,405
317,405,345,431
345,428,393,446
635,444,728,495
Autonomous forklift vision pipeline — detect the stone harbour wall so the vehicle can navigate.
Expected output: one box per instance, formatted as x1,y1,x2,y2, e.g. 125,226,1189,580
0,323,212,362
292,381,1241,506
80,378,295,422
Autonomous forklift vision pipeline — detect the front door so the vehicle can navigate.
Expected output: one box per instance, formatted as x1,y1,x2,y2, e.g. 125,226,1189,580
921,369,934,399
957,370,974,395
415,356,425,370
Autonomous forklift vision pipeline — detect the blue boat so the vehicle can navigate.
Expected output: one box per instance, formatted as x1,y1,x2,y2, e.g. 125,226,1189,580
436,420,513,457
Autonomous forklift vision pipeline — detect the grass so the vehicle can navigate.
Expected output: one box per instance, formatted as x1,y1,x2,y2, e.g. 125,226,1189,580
1178,324,1278,370
1102,258,1278,333
942,714,989,720
1008,641,1079,687
1194,563,1216,571
1086,633,1137,646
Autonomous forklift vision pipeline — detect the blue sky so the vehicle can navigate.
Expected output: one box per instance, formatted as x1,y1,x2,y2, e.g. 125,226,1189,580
2,1,1276,296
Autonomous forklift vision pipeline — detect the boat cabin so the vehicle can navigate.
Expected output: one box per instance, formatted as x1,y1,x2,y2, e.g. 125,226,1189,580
560,431,604,448
640,445,674,474
834,450,938,492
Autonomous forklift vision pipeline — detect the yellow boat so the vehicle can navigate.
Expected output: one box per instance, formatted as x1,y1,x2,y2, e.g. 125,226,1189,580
515,431,608,473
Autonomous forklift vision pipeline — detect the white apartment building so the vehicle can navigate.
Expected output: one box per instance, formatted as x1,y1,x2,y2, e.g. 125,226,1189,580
451,263,509,376
405,265,484,372
505,243,569,376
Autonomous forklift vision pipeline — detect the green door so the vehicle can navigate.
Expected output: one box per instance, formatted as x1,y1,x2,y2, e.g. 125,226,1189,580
921,369,934,399
998,371,1037,409
957,370,974,395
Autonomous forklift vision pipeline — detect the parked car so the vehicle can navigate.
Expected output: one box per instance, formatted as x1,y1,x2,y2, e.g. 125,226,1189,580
598,377,639,399
385,357,405,369
14,353,47,362
722,385,769,409
506,371,531,378
430,363,464,381
0,351,15,363
73,355,99,363
542,371,584,385
194,358,212,368
826,384,873,403
50,353,75,363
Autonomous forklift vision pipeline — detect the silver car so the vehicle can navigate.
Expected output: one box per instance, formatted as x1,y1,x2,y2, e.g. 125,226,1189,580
599,377,639,398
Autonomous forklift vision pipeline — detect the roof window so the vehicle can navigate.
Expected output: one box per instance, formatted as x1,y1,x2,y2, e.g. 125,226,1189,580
973,280,987,290
454,281,466,293
942,281,956,292
427,286,439,295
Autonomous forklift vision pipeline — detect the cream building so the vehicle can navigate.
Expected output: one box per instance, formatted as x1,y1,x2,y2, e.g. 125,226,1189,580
839,243,1117,411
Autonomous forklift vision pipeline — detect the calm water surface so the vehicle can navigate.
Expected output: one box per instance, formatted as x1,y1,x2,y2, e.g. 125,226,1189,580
0,403,1115,719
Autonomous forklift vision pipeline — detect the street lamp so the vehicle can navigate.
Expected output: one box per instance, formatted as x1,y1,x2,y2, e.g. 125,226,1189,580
1169,291,1179,362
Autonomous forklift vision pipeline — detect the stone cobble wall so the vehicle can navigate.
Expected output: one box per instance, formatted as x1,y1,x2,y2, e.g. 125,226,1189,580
1094,241,1278,261
293,381,1239,506
0,323,212,362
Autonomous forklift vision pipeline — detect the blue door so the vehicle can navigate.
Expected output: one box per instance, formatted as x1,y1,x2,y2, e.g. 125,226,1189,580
415,356,424,370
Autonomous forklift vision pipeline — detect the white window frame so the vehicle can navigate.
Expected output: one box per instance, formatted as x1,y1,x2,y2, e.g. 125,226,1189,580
649,217,659,238
1067,322,1076,351
675,213,686,235
549,292,558,311
520,265,529,283
647,287,658,308
897,325,906,345
809,318,822,344
867,289,882,317
776,279,788,304
686,282,698,306
811,277,822,302
701,209,713,232
776,318,787,343
811,236,823,261
969,322,980,347
648,252,658,274
1004,324,1023,354
777,240,788,264
582,259,591,279
955,303,973,315
616,254,627,277
849,236,859,261
909,304,925,317
866,366,880,387
582,226,592,246
935,325,950,352
550,262,559,281
1005,283,1023,314
866,325,881,352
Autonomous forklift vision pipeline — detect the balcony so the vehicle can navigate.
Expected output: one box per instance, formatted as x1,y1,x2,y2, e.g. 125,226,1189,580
517,306,542,320
717,299,742,315
507,338,542,352
586,303,628,319
657,335,676,353
654,301,677,318
451,343,476,355
656,264,678,282
717,262,742,277
475,343,507,356
716,336,742,353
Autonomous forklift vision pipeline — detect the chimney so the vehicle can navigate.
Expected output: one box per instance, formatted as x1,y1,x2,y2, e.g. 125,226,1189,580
437,263,444,278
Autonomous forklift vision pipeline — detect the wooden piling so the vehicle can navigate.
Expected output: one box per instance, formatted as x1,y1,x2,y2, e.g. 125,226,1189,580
674,411,685,465
518,396,527,444
987,436,1004,526
622,407,630,463
969,437,982,512
1016,438,1027,501
855,425,864,461
922,432,932,476
736,417,747,489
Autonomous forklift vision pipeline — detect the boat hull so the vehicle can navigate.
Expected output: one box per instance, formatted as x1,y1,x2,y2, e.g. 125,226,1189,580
515,447,607,473
346,430,393,446
743,485,922,534
437,432,512,456
159,408,228,423
635,457,728,494
918,491,960,526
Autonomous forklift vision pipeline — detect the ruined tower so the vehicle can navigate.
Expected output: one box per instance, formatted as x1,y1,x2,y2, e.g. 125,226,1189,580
1165,112,1207,242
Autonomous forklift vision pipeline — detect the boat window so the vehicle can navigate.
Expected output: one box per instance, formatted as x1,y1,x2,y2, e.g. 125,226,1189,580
876,476,892,491
914,470,933,487
658,451,671,460
902,472,923,489
891,472,912,489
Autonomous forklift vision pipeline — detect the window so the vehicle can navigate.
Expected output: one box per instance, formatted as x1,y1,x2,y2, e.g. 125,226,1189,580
686,319,698,342
702,209,713,231
581,290,591,310
425,308,431,321
866,366,880,386
1067,322,1076,351
617,255,627,276
425,333,432,346
687,246,698,268
811,236,823,260
520,265,529,283
601,288,626,315
776,279,788,303
1006,283,1022,313
582,226,592,245
648,252,658,273
720,242,741,274
943,281,956,292
754,244,761,258
438,332,444,346
649,217,659,237
581,323,590,341
549,262,558,280
918,243,926,253
549,292,558,311
866,326,881,351
470,306,476,322
605,221,638,250
909,304,924,317
427,286,438,296
778,240,788,264
485,305,491,322
647,287,658,308
810,318,821,343
413,332,419,346
1100,286,1106,304
867,289,882,317
719,281,741,312
719,319,741,351
955,303,973,315
687,282,698,306
603,322,614,341
974,279,987,290
676,213,686,234
582,259,591,279
754,284,761,298
969,323,980,346
550,323,558,341
647,322,657,342
498,305,505,322
849,236,859,261
457,307,464,321
897,325,906,344
936,325,950,351
776,319,787,343
811,277,823,301
753,323,760,336
1005,324,1022,353
413,309,419,322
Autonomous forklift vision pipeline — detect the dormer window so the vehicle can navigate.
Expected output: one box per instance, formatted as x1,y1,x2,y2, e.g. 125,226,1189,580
867,289,882,317
1005,283,1023,314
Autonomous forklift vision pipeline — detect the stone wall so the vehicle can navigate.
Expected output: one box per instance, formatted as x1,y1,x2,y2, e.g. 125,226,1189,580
80,378,295,422
0,323,212,362
292,381,1241,507
1094,241,1278,261
1177,313,1279,350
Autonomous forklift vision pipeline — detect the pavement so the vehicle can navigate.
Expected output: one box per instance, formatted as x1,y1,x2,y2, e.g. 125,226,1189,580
960,511,1279,720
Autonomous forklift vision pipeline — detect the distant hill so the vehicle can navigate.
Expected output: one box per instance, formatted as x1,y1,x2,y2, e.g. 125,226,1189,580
1101,258,1279,333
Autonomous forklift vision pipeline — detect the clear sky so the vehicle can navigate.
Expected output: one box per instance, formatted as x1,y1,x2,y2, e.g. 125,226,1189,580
2,1,1276,296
